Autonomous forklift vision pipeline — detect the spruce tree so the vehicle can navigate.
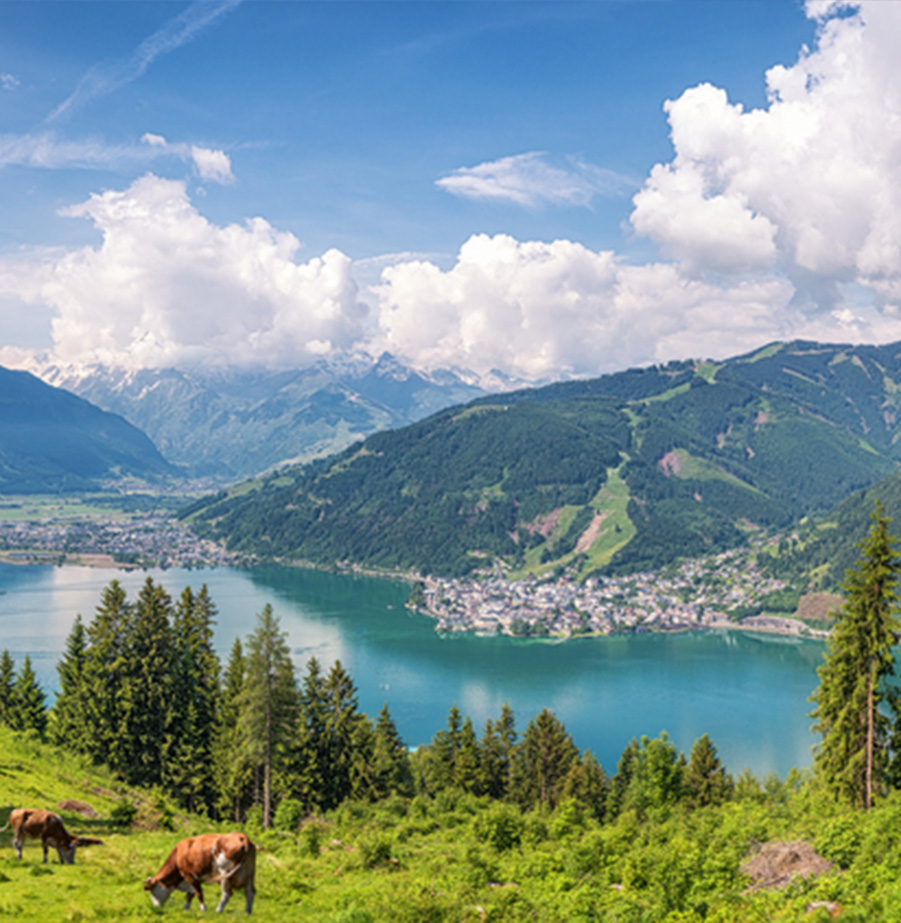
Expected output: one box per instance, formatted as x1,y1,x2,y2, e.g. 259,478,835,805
511,708,579,809
121,578,177,787
811,502,901,808
51,616,90,750
0,649,17,727
685,733,733,808
322,660,360,808
236,604,298,828
372,703,412,798
12,655,47,737
456,716,481,793
168,585,220,813
83,580,132,771
212,638,252,822
294,657,327,810
562,750,608,821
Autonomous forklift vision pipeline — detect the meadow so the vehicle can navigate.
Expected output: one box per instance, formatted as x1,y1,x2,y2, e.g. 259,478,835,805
3,724,901,922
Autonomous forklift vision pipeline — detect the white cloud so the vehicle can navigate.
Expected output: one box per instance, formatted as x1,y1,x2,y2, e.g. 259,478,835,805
0,174,367,368
437,152,633,208
1,73,19,91
372,234,800,379
190,145,234,184
630,0,901,314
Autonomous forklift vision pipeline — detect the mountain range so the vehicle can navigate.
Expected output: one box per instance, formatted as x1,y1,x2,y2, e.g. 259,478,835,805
182,339,901,580
0,366,174,493
36,354,489,479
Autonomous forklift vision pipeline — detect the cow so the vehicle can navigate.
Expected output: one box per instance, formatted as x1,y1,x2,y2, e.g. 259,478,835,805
1,808,103,864
144,832,256,914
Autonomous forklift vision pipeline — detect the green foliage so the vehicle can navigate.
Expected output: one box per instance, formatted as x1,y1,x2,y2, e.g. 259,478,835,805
811,503,900,807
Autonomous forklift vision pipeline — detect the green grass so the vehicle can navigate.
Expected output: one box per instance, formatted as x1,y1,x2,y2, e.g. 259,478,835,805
5,726,901,921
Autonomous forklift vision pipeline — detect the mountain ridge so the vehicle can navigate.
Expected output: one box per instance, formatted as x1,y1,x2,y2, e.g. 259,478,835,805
182,339,901,578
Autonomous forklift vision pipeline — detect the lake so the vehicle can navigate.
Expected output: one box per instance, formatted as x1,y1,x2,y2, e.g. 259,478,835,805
0,562,825,778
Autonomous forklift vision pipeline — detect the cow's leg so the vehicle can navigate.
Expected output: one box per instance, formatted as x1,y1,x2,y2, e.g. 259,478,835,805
244,881,255,914
12,829,23,860
184,876,207,911
216,881,231,913
42,838,49,863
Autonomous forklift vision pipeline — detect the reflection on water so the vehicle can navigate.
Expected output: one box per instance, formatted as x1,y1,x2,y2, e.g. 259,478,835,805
0,563,824,778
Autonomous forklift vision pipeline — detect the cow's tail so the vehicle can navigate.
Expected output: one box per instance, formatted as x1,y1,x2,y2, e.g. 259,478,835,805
0,820,9,833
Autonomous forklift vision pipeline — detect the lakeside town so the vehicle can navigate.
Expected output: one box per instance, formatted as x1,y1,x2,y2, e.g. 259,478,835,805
412,544,833,640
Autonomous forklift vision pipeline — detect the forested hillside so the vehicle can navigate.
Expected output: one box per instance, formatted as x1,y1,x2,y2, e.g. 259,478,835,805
184,339,901,578
0,366,175,492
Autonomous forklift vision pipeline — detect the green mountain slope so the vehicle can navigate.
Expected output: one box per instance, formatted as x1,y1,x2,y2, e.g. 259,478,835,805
0,366,175,492
184,340,901,577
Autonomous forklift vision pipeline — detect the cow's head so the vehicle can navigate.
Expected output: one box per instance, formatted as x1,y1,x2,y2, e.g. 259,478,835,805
144,878,172,907
58,844,77,864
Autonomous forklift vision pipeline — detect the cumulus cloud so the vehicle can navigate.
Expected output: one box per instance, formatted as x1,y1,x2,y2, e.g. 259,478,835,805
372,233,797,379
0,174,367,368
437,152,633,208
631,0,901,314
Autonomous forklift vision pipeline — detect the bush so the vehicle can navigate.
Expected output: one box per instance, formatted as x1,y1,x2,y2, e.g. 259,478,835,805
474,803,523,852
273,797,305,832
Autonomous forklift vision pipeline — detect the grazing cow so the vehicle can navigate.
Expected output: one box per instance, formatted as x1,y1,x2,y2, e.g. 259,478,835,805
2,808,103,864
144,832,256,914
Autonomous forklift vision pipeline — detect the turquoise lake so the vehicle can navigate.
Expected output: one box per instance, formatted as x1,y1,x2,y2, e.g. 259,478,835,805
0,562,825,778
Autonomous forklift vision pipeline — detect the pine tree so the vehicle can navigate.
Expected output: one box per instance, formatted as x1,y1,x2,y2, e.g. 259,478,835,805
121,578,177,787
236,604,298,828
562,750,608,821
480,703,518,799
322,660,360,808
83,580,132,771
624,733,685,819
294,657,327,810
607,738,640,819
168,585,221,813
511,708,579,809
12,655,47,736
456,716,481,793
430,703,463,792
51,616,90,750
685,733,733,808
372,703,412,798
811,502,901,808
0,649,17,727
212,638,252,822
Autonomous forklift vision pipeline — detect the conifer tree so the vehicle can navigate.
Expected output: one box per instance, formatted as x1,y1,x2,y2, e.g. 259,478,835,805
294,657,327,809
121,578,177,787
0,649,17,727
12,655,46,737
685,733,733,808
563,750,608,821
511,708,579,809
811,502,900,808
51,616,90,750
168,585,220,812
322,660,360,808
236,604,298,828
372,703,413,798
456,715,482,793
213,638,252,822
430,703,463,792
607,738,640,819
83,580,132,770
624,733,685,819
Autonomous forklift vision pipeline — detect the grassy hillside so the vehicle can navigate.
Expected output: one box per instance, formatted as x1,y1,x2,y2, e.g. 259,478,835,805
184,340,901,578
4,725,901,921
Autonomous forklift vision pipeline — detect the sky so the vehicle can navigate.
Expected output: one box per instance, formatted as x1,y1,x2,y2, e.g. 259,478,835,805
1,0,899,382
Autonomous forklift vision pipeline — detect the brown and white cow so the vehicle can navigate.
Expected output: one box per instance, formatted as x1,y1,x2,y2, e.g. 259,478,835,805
144,832,256,914
2,808,103,864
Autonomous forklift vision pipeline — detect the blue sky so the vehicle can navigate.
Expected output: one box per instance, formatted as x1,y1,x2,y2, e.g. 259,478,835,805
1,1,898,381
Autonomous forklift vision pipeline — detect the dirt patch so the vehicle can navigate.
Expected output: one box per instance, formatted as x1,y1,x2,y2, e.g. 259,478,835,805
741,840,833,891
658,451,682,477
56,799,98,818
522,508,562,539
574,512,608,555
796,592,842,624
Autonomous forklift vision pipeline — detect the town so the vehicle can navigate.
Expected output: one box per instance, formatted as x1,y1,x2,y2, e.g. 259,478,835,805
412,544,829,639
